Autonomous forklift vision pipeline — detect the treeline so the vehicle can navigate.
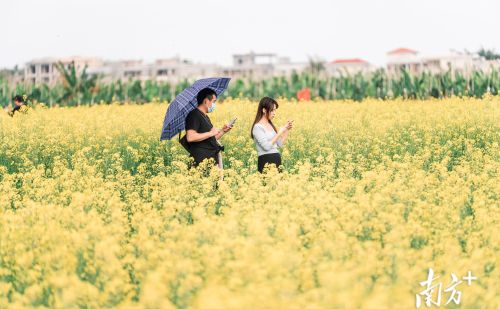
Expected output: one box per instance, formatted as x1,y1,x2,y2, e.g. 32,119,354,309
1,65,498,108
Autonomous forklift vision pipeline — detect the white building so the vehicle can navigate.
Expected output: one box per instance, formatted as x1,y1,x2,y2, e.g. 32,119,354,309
220,52,306,80
422,53,479,75
472,58,500,74
87,57,219,83
152,58,219,83
87,60,149,83
273,57,308,77
326,58,375,76
24,56,103,85
386,48,422,76
18,50,498,85
385,47,500,77
220,52,275,80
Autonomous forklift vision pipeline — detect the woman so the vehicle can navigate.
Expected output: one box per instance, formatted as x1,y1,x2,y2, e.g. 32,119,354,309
251,97,293,173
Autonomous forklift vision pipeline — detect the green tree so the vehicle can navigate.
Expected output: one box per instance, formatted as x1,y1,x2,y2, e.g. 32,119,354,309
478,48,500,60
54,61,97,106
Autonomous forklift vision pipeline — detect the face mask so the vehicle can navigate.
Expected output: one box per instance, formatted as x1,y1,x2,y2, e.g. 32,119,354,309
208,101,216,113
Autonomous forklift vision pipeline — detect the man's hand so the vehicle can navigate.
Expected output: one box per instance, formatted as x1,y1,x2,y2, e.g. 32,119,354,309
210,127,221,137
222,124,233,133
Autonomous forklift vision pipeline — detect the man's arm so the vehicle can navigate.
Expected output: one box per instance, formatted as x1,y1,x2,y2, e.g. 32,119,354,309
186,128,219,142
215,124,233,140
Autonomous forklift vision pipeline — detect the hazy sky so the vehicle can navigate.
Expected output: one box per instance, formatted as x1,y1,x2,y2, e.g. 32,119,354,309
1,0,499,69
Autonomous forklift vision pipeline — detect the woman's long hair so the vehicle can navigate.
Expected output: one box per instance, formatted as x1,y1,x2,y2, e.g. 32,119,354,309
250,97,279,138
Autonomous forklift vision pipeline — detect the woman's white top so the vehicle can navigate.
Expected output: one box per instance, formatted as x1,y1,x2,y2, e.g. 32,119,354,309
252,123,283,156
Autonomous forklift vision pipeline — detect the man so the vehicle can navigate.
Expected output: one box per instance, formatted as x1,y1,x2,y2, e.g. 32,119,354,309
9,95,26,117
185,88,232,167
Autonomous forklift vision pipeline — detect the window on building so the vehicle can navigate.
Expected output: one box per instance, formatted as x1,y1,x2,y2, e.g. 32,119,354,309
43,77,50,83
41,64,50,73
124,71,140,77
157,69,168,76
30,65,36,74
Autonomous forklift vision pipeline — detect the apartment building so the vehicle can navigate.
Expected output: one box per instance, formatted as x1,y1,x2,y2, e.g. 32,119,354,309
386,47,500,77
326,58,375,76
23,57,103,85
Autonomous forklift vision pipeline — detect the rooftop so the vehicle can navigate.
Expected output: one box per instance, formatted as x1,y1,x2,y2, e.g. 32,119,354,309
331,58,368,64
387,48,418,55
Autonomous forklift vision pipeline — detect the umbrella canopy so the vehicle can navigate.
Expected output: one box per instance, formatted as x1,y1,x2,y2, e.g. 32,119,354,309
160,77,231,141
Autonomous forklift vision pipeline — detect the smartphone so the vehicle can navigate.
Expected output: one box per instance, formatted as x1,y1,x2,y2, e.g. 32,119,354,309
228,118,237,127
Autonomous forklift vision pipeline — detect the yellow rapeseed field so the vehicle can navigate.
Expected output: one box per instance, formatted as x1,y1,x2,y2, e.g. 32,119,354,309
0,97,499,308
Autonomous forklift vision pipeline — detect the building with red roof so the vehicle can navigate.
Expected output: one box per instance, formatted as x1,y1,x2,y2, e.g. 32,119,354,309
386,47,422,76
327,58,375,76
387,48,418,55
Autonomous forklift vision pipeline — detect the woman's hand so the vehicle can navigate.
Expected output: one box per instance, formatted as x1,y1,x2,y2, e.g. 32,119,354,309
279,120,294,135
278,126,288,135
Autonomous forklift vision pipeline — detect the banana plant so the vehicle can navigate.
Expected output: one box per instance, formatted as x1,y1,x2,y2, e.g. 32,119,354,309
54,61,97,106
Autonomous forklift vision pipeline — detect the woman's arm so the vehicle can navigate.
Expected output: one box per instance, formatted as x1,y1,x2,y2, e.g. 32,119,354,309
278,130,289,146
253,125,286,151
278,121,293,146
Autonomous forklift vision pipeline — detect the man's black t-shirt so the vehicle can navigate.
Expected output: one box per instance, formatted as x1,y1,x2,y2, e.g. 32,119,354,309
185,108,219,165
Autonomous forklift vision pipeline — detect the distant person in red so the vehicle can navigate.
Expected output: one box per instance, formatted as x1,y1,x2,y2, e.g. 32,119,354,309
8,95,26,117
297,88,311,101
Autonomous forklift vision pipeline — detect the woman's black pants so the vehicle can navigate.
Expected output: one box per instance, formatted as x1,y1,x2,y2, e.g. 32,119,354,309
258,153,282,173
